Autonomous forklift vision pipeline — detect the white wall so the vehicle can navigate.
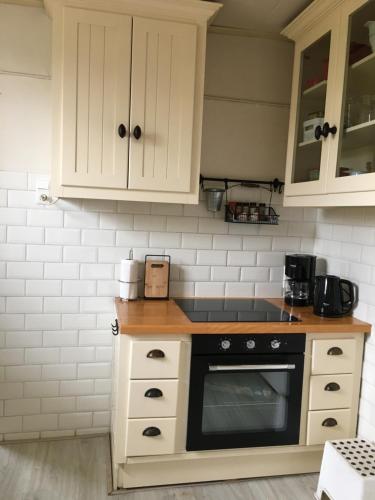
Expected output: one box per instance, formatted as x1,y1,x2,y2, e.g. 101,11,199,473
315,208,375,441
0,4,307,440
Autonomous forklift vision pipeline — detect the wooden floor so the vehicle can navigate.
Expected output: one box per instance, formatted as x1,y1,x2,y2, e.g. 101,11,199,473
0,435,319,500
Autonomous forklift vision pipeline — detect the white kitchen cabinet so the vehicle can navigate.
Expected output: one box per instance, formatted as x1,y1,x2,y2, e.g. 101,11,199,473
283,0,375,206
45,0,221,204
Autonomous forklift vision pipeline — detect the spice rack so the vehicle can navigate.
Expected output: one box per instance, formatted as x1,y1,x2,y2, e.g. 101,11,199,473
225,203,279,225
199,175,283,226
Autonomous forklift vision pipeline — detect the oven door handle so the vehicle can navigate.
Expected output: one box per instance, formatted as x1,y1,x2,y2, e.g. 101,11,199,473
208,364,296,372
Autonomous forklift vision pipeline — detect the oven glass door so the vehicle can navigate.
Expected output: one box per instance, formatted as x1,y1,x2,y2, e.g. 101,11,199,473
187,354,304,451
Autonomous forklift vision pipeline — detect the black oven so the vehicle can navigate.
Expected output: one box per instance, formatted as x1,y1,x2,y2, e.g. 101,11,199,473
186,334,305,451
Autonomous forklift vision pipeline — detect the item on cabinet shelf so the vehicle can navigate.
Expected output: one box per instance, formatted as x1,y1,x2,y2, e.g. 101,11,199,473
144,255,170,300
283,254,316,307
205,188,225,212
224,203,279,225
313,275,355,317
119,251,139,301
349,42,372,64
303,114,324,142
186,333,305,451
309,169,320,181
365,21,375,52
366,161,374,173
358,94,375,123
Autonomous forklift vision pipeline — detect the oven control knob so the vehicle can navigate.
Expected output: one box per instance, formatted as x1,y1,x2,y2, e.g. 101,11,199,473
246,339,256,350
220,339,231,351
270,339,282,350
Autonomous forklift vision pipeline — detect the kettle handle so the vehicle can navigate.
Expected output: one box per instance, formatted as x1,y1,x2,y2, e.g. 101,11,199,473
340,279,354,315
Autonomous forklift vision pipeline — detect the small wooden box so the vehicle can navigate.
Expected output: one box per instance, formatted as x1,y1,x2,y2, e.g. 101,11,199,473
144,255,170,299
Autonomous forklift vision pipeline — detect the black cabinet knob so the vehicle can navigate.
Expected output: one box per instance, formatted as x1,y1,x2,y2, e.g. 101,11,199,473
315,122,337,140
133,125,142,140
118,124,127,138
142,426,161,437
327,346,343,356
322,418,338,427
324,382,341,392
147,349,165,359
144,388,163,398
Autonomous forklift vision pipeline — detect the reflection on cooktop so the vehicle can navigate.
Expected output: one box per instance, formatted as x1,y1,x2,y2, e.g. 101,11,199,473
174,298,300,323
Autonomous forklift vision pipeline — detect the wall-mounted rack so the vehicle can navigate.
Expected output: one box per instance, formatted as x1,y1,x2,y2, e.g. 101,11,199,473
199,175,285,193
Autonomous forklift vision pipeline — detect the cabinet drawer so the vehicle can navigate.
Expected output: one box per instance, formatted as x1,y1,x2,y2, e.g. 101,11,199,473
128,380,179,418
125,418,176,456
130,341,181,379
311,339,356,374
309,374,354,410
306,409,352,445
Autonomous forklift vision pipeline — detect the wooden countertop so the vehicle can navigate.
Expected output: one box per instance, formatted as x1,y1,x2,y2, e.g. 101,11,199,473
115,297,371,335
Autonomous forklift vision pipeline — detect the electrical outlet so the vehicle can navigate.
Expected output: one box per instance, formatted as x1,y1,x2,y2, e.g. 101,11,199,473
34,176,52,205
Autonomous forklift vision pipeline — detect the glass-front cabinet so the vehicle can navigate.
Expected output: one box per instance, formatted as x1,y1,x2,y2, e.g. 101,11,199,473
283,0,375,205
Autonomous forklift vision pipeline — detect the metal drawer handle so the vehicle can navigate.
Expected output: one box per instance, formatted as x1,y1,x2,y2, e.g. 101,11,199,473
147,349,165,359
144,388,163,398
322,418,338,427
324,382,340,392
327,347,343,356
209,364,295,372
142,427,161,437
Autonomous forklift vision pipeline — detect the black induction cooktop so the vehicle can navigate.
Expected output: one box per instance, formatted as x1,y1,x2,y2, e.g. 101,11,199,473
174,298,300,323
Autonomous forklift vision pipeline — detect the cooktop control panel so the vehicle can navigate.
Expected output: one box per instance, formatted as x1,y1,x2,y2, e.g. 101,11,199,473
192,334,306,355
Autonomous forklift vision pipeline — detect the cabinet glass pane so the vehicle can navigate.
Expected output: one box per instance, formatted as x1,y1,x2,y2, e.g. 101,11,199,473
336,1,375,178
292,33,331,184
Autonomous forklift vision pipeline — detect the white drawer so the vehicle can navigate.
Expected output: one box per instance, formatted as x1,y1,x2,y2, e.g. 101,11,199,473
128,380,179,418
306,409,352,445
130,340,181,379
309,374,354,410
125,418,176,456
311,339,356,375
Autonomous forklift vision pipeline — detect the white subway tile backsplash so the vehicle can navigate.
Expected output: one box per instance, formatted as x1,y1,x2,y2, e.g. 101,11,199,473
43,331,78,347
62,314,96,330
62,280,96,297
0,349,24,366
80,264,113,280
82,230,115,247
77,395,110,412
77,363,111,379
63,246,96,263
240,267,269,282
82,199,116,213
116,230,148,248
182,233,212,250
225,282,255,297
45,228,80,246
6,297,42,313
7,190,34,208
7,226,44,244
64,211,99,229
211,266,240,282
5,398,40,416
61,347,95,363
41,397,75,414
25,314,61,331
92,411,110,427
60,380,94,396
44,297,79,313
0,314,25,330
42,364,76,380
24,381,59,398
23,414,58,432
180,266,210,282
0,382,23,399
117,201,150,214
27,210,63,227
25,348,59,365
151,203,184,216
167,216,198,233
6,331,42,348
213,235,241,250
44,263,79,279
0,244,26,261
199,218,228,235
99,213,133,230
59,412,92,429
271,237,300,251
0,207,26,225
0,416,22,433
96,281,118,297
195,282,225,297
6,365,41,381
26,280,61,296
0,171,27,190
255,282,283,298
27,245,62,262
0,279,25,296
227,251,256,266
149,232,181,248
166,249,196,265
196,250,226,266
169,281,194,297
257,252,285,267
134,215,166,232
79,297,114,314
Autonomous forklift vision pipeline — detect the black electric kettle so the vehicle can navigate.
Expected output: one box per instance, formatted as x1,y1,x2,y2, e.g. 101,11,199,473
313,275,355,317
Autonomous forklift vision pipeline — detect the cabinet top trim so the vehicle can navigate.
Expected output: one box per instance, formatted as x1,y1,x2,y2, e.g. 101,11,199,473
281,0,344,40
44,0,222,24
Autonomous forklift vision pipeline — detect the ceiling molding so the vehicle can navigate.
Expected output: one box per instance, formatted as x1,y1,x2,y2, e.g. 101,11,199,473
209,24,292,43
0,0,43,6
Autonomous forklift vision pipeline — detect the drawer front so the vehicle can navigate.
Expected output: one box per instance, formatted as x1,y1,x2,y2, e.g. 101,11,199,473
130,341,181,379
306,409,352,445
125,418,176,456
309,374,354,410
128,380,179,418
311,339,356,375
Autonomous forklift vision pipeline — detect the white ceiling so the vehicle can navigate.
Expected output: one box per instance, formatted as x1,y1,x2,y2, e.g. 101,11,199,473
211,0,314,33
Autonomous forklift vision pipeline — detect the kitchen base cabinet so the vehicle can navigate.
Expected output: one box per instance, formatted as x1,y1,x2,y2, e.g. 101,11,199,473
111,328,365,491
45,0,221,205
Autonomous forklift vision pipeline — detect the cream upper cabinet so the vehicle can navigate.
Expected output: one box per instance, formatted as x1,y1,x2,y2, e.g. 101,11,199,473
61,8,131,190
283,0,375,207
129,18,197,193
45,0,221,204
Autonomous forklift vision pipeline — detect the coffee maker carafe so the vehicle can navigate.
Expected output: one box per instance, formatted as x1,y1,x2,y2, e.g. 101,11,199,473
283,254,316,307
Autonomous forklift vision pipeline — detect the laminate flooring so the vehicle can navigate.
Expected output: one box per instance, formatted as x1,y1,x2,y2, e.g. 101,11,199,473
0,435,319,500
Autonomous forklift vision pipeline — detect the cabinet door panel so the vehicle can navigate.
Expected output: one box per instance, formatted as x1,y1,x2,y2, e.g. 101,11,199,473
129,17,197,192
61,8,131,189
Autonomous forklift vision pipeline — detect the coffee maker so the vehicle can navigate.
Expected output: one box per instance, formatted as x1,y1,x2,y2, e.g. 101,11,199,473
283,254,316,307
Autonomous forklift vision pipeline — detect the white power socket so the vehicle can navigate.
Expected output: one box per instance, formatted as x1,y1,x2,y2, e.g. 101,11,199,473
34,176,55,205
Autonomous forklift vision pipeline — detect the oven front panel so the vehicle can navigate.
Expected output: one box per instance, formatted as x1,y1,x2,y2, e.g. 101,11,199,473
187,353,304,451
